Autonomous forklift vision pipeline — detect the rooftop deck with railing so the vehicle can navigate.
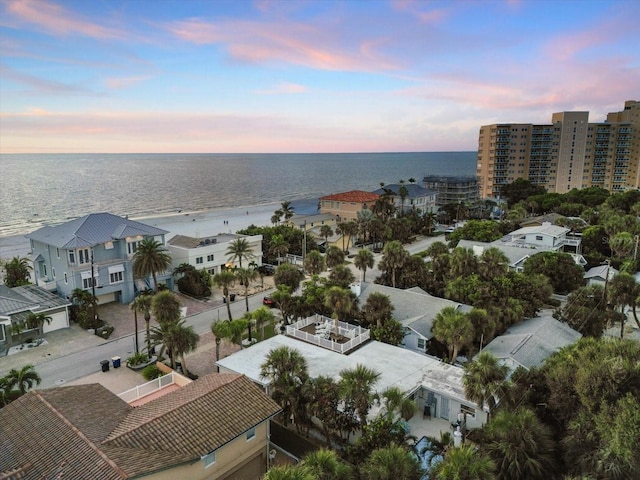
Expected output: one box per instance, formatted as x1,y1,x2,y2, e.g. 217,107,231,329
118,370,192,406
286,314,370,354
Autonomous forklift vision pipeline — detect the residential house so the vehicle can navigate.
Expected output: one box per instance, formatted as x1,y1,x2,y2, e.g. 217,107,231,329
478,312,582,374
584,264,619,287
25,213,171,305
167,232,263,275
372,183,437,214
353,282,472,355
0,284,70,349
283,213,340,250
0,373,281,480
319,190,380,222
217,323,488,437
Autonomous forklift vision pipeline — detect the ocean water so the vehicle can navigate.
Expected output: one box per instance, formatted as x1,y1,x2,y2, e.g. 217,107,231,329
0,152,476,238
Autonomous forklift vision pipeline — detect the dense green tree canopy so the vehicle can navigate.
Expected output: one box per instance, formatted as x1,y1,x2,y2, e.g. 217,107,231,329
500,179,546,207
522,252,585,294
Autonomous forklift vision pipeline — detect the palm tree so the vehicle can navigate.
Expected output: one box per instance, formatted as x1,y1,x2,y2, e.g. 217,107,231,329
423,211,438,235
483,407,558,480
609,272,640,337
361,291,394,328
328,264,355,289
235,267,258,313
431,444,496,480
228,317,248,349
4,364,41,395
211,320,233,372
212,270,236,320
132,238,172,292
353,248,374,282
325,245,345,269
360,443,423,480
463,351,509,419
319,224,334,250
2,256,31,287
300,449,352,480
380,386,416,421
398,180,409,214
132,293,153,357
252,306,276,340
25,312,52,340
226,238,255,268
263,465,314,480
339,363,380,427
357,207,376,244
280,201,295,222
270,234,290,265
432,306,474,363
324,286,354,333
260,346,309,426
380,240,408,288
167,320,199,375
151,290,182,324
303,250,325,275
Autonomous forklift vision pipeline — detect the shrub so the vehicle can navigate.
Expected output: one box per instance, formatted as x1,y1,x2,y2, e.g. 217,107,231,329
141,364,162,380
127,352,149,367
95,324,113,339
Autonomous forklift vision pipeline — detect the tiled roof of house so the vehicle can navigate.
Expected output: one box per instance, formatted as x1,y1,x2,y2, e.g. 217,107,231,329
319,190,380,203
26,213,168,249
0,375,281,480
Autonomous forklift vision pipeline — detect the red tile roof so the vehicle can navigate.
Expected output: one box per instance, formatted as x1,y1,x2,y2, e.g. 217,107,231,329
319,190,380,203
0,374,281,479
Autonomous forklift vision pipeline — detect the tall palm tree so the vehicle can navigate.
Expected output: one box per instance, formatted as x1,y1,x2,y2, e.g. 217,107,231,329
260,346,309,426
226,238,255,268
235,267,258,313
252,306,276,340
263,465,314,480
353,248,374,282
361,291,394,328
25,312,52,340
360,443,423,480
212,270,236,321
398,180,409,215
328,264,355,289
380,241,408,288
423,211,438,235
2,256,31,287
380,386,416,421
325,245,345,269
4,364,41,395
357,208,375,244
324,286,354,333
463,351,509,419
167,320,199,376
483,407,558,480
269,234,290,265
132,238,172,292
319,224,334,250
151,290,182,324
430,444,496,480
303,250,325,275
432,306,474,363
280,201,295,222
339,363,380,427
133,293,153,357
211,320,233,372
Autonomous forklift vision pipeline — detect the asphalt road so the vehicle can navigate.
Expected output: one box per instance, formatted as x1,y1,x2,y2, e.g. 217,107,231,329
37,289,274,389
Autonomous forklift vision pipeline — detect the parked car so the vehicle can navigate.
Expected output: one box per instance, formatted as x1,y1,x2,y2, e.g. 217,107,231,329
263,296,276,307
257,264,276,276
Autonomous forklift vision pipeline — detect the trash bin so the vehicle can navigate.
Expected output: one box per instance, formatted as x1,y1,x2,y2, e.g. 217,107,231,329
230,293,236,302
100,360,110,372
112,356,121,368
175,361,183,373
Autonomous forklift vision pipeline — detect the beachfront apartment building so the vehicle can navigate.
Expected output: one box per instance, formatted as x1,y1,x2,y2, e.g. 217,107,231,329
25,213,172,305
319,190,380,222
422,175,480,208
166,232,263,275
371,183,437,214
476,100,640,198
0,373,281,479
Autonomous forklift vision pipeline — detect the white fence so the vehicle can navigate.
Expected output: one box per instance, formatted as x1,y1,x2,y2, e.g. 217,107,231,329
286,314,370,354
118,371,177,404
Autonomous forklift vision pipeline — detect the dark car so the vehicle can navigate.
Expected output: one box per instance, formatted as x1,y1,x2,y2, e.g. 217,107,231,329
263,296,276,307
257,264,276,276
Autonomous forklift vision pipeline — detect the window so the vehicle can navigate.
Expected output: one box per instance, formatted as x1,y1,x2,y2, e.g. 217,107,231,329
83,278,96,289
64,273,68,284
535,235,543,241
56,248,60,258
127,241,139,255
246,426,256,441
207,254,214,262
196,257,203,264
78,248,91,265
52,267,56,279
203,451,216,468
460,404,476,418
43,264,47,276
417,338,426,349
110,271,123,284
68,251,76,264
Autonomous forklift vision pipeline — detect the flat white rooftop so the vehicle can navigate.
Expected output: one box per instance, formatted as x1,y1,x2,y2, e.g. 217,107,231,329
216,335,472,405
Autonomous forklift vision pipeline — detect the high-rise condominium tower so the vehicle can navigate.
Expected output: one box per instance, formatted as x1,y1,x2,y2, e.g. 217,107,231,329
476,100,639,199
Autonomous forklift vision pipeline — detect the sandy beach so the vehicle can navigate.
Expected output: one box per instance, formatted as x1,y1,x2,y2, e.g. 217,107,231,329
0,202,284,260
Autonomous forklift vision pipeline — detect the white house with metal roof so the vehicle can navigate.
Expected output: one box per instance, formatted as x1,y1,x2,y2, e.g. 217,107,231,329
25,213,171,305
217,332,487,433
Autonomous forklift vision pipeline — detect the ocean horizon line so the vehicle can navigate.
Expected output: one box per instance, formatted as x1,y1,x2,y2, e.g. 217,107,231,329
1,150,475,156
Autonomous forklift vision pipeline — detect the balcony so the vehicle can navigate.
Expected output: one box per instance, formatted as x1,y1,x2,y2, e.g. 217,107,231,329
118,370,192,405
35,277,56,291
286,315,370,354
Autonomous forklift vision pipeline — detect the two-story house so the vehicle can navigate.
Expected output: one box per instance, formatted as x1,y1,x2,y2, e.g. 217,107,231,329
319,190,380,222
166,232,263,275
372,183,437,214
25,213,171,305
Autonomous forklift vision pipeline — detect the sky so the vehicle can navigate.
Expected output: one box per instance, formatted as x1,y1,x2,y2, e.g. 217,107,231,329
1,0,639,154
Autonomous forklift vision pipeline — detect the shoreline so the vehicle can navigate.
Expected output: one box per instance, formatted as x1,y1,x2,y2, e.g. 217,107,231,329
0,200,315,260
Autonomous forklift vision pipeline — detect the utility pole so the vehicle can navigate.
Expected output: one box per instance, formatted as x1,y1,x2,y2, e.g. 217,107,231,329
90,251,98,322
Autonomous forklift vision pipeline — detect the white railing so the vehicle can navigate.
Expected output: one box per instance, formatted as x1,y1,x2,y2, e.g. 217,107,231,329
118,371,177,404
286,315,370,354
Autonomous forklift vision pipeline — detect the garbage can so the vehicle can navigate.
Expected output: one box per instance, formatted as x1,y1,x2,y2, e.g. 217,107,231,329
112,356,121,368
230,293,236,302
100,360,110,372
